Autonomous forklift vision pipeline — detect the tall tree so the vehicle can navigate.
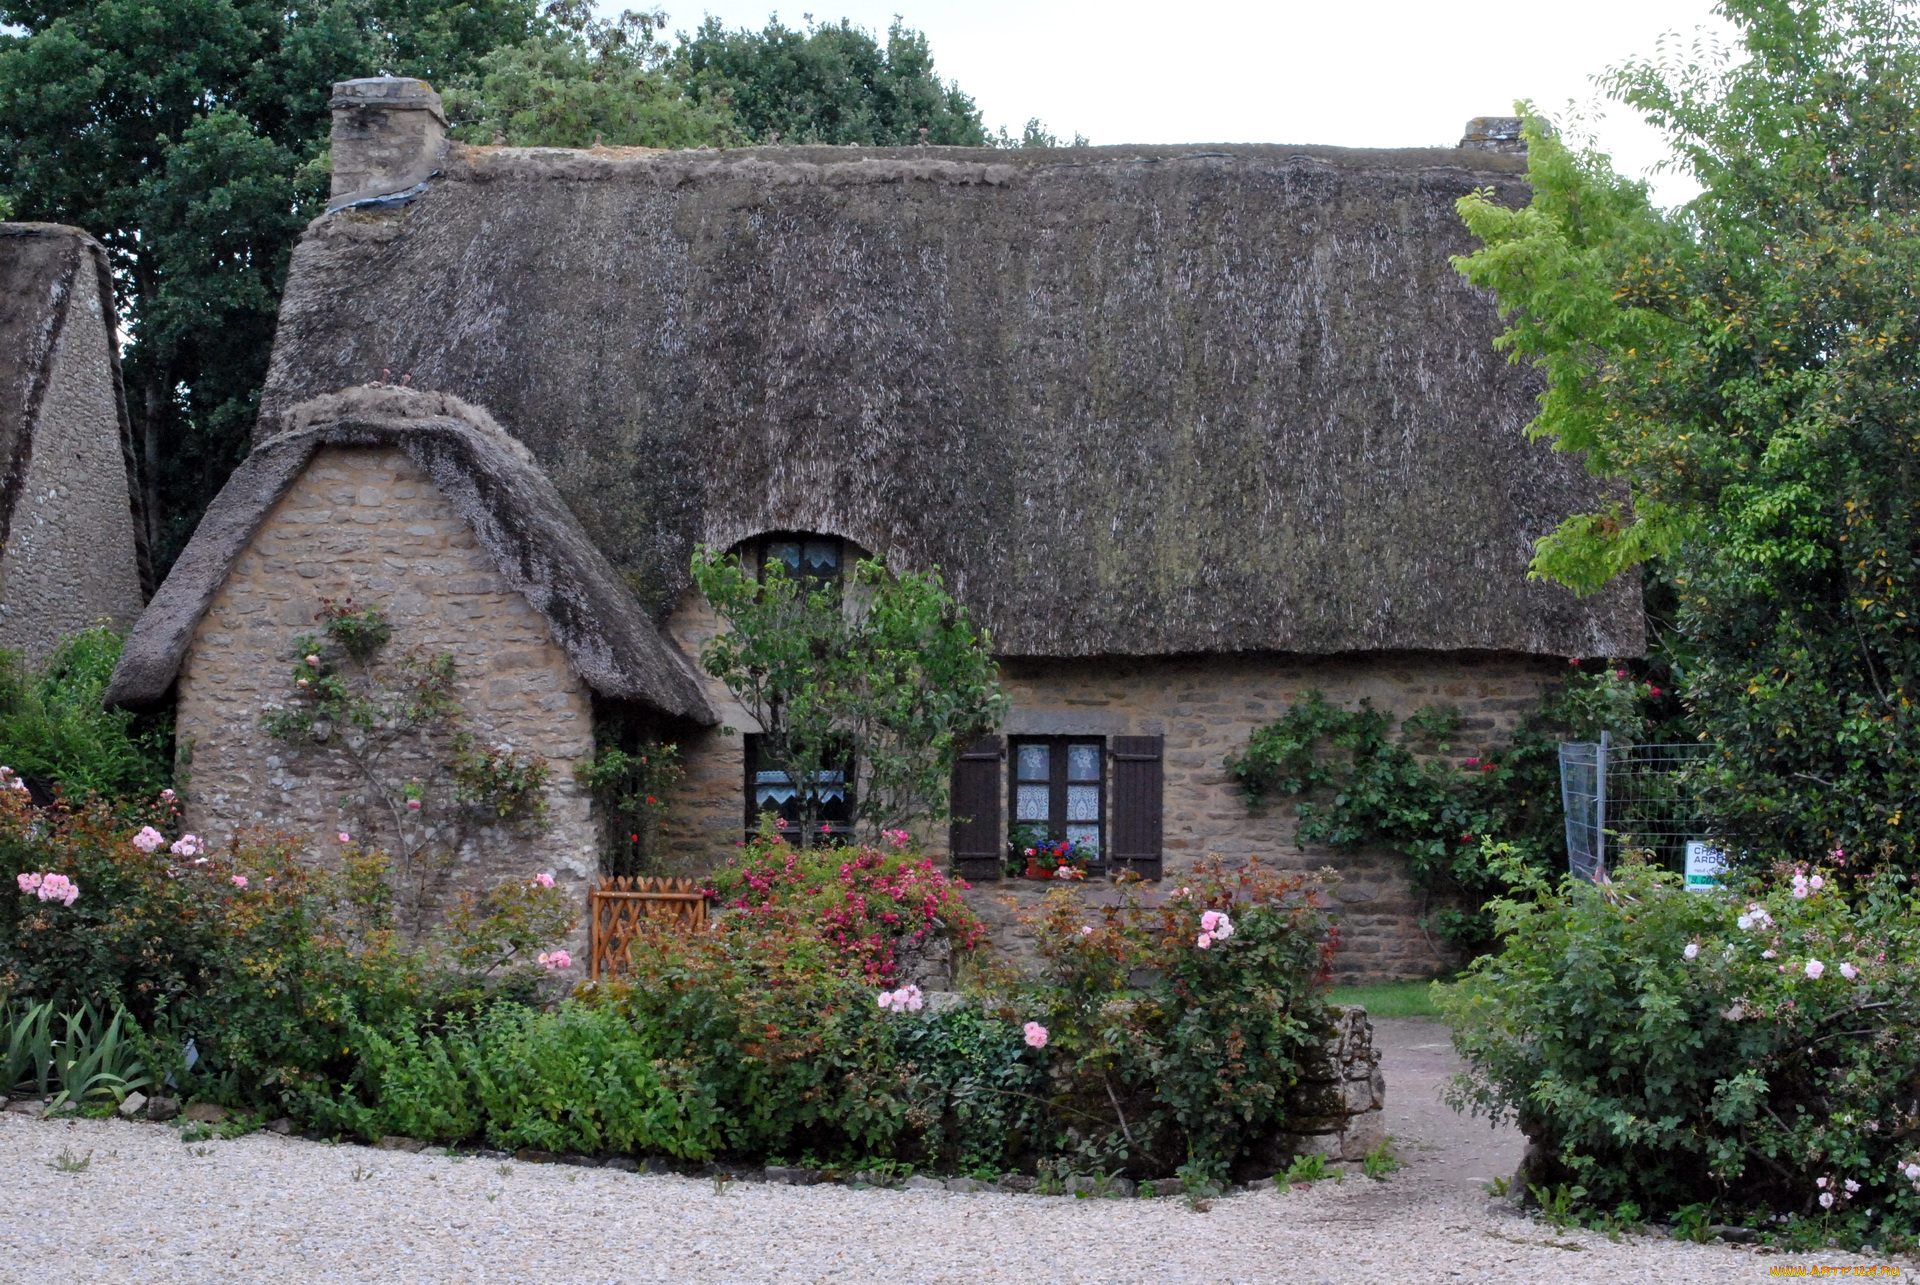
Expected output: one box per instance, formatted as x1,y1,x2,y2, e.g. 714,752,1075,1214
674,15,988,146
0,0,545,566
1454,0,1920,870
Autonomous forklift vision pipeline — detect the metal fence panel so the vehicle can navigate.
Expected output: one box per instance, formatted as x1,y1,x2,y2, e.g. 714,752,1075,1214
1559,739,1714,881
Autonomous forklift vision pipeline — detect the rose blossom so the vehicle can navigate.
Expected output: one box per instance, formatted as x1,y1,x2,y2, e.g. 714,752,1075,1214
1840,962,1859,980
231,875,247,889
338,832,352,843
533,872,554,888
1805,959,1826,980
16,871,42,894
1196,932,1213,949
1683,942,1700,960
131,826,165,853
169,834,203,857
1820,1192,1835,1208
1022,1021,1049,1049
537,950,572,970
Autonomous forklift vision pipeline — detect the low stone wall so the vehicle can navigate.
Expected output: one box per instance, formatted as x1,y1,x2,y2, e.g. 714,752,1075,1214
1281,1004,1388,1163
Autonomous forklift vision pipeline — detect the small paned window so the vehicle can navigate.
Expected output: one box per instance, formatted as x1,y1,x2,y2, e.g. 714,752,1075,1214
744,733,854,844
1010,736,1105,858
759,535,843,590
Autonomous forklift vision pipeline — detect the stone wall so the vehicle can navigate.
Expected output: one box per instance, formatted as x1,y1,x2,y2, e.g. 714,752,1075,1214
175,445,599,957
655,622,1558,982
0,244,144,660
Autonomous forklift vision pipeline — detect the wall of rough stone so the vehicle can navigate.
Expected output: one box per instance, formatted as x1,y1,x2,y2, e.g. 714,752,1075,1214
655,616,1558,982
0,248,144,660
175,445,599,957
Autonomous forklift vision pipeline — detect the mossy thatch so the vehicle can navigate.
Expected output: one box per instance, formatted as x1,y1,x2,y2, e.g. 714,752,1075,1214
106,386,715,721
260,142,1641,658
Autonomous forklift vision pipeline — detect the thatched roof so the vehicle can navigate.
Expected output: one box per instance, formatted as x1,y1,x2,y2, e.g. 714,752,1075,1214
0,222,148,585
261,142,1643,658
106,386,716,721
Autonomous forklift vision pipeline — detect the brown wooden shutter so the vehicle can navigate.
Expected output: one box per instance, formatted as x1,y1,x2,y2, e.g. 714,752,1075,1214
1109,735,1164,878
948,735,1004,880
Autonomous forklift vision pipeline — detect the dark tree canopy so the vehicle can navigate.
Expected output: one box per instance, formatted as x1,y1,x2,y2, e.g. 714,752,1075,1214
674,15,989,146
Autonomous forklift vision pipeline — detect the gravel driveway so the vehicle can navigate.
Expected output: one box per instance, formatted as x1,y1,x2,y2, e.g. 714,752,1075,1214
0,1021,1901,1283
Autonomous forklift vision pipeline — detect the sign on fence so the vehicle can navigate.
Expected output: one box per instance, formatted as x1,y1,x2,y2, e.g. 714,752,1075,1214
1684,840,1725,893
587,876,707,979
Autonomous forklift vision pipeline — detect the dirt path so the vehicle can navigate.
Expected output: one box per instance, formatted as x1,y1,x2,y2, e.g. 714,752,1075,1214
1369,1016,1521,1192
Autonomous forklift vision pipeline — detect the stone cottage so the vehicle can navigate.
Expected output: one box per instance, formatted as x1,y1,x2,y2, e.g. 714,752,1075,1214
0,223,147,660
108,79,1640,979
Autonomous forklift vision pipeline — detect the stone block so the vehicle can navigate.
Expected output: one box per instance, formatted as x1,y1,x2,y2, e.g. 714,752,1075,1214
145,1095,178,1122
116,1091,147,1118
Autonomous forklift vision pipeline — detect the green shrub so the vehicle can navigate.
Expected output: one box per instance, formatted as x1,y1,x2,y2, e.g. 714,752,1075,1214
0,789,573,1113
1010,857,1337,1181
0,628,171,809
1441,849,1920,1247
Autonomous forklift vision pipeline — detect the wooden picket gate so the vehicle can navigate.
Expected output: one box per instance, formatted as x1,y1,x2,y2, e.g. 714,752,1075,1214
588,876,707,979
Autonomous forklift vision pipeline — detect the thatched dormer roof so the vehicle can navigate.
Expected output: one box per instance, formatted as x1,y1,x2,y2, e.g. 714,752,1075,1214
106,386,716,721
261,141,1642,659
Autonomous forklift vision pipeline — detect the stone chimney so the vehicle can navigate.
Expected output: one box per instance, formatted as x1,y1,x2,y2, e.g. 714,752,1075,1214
1458,116,1526,155
327,77,447,211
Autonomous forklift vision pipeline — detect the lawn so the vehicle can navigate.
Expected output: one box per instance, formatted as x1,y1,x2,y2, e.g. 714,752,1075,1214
1326,980,1442,1019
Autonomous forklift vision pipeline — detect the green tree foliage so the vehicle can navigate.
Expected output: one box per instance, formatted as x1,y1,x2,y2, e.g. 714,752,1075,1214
691,550,1007,842
1452,0,1920,870
0,628,171,808
0,0,545,566
674,14,988,145
443,5,738,148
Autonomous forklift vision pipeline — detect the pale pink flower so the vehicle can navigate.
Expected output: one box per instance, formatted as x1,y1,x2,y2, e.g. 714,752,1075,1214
1213,915,1234,940
305,654,320,665
1903,1163,1920,1182
131,826,165,853
538,950,572,970
877,990,895,1009
1022,1021,1048,1049
169,834,203,857
1809,875,1824,891
533,872,554,888
1683,942,1700,961
1845,1179,1861,1194
16,871,42,894
338,832,352,843
1196,932,1214,949
1820,1191,1835,1208
1805,959,1826,980
1818,1176,1829,1188
230,876,248,889
1079,925,1094,936
1840,962,1859,980
159,788,176,801
1200,910,1226,934
1792,878,1809,900
36,873,77,906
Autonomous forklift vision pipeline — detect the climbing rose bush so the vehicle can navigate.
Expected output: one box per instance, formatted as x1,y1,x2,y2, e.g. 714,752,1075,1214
1442,849,1920,1249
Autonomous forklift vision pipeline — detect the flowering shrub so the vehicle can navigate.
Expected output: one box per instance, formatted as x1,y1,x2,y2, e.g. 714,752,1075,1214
1000,856,1338,1181
0,785,573,1114
1442,849,1920,1248
705,827,984,985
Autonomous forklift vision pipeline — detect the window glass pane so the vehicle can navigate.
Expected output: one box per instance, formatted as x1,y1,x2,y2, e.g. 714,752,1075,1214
1065,824,1101,853
1067,744,1101,781
1066,783,1100,822
766,541,800,572
802,540,840,574
1016,784,1051,821
1016,744,1050,781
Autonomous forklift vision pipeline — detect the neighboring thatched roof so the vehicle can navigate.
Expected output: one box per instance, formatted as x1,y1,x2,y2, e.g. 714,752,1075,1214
0,222,149,588
261,141,1643,658
106,386,716,721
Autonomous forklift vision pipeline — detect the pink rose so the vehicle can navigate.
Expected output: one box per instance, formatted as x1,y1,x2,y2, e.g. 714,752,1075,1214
1805,959,1826,980
1840,962,1859,980
231,876,248,889
131,826,165,853
538,950,572,970
533,872,554,888
1022,1021,1048,1049
160,788,176,801
1196,932,1213,949
169,835,203,857
16,871,42,894
338,832,352,843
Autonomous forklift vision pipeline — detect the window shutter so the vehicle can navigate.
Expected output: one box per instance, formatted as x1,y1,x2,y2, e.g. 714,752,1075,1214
948,735,1004,879
1109,736,1164,878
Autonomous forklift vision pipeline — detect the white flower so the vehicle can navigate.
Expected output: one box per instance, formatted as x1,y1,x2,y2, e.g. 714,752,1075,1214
1818,1177,1829,1188
1820,1191,1835,1208
1845,1179,1861,1194
1762,949,1777,959
1902,1163,1920,1181
1805,959,1826,980
1810,875,1825,890
1683,942,1701,960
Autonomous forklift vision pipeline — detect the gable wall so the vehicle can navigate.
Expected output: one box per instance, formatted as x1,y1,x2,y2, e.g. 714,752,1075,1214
0,248,143,659
175,445,599,944
655,600,1557,981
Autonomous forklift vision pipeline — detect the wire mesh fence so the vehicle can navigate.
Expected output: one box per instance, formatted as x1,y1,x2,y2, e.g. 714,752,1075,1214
1560,735,1716,882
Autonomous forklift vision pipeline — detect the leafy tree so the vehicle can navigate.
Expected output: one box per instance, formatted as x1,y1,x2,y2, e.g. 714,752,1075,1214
0,627,172,809
443,4,738,148
673,15,989,146
0,0,546,567
691,549,1007,843
1453,0,1920,871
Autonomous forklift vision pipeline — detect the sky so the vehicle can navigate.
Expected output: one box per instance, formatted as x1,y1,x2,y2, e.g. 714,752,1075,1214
625,0,1743,207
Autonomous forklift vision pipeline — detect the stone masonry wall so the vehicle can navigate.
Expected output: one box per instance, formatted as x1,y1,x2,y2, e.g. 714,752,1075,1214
175,445,599,958
655,597,1558,982
0,248,144,661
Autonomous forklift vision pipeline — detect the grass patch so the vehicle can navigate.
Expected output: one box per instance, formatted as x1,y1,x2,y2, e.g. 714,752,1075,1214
1326,980,1442,1018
